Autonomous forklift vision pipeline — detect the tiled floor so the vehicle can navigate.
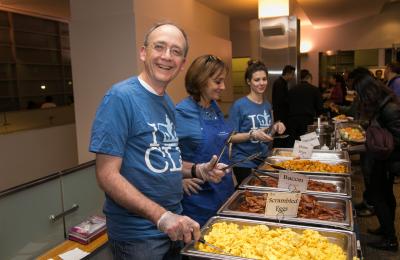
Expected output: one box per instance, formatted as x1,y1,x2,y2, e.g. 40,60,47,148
351,160,400,260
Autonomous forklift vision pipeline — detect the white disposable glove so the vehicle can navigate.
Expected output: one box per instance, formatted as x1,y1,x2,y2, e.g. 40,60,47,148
182,178,204,196
197,155,228,183
157,211,200,243
250,129,273,142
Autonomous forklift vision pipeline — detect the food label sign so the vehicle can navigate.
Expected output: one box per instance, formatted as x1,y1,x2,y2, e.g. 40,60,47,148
293,140,314,159
264,192,301,218
300,132,320,147
278,171,309,192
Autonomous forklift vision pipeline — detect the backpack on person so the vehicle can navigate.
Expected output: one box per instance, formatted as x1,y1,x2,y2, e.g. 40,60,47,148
366,96,394,160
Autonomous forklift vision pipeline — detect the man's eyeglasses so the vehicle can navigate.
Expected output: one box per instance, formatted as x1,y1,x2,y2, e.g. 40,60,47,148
149,42,184,58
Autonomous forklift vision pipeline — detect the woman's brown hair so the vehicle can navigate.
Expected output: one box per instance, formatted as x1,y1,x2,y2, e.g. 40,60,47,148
185,55,228,102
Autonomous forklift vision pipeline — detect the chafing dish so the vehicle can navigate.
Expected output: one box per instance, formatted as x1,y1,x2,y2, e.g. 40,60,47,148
240,172,352,198
258,157,352,176
217,190,353,230
336,122,366,143
181,216,357,260
270,148,350,162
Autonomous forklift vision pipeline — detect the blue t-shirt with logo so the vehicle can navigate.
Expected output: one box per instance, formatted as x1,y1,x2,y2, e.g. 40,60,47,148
176,98,226,162
89,76,183,240
228,97,273,168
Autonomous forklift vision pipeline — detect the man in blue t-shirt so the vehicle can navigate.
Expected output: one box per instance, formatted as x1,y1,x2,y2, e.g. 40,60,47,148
89,23,227,260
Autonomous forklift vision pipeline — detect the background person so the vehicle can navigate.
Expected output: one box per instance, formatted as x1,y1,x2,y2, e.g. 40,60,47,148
353,74,400,252
175,55,235,227
385,61,400,97
89,23,226,260
229,60,285,185
328,73,347,106
272,64,295,125
40,96,57,109
286,69,323,147
374,69,385,83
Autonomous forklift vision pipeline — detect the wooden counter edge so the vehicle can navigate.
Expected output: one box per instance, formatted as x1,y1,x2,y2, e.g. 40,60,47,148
36,233,108,260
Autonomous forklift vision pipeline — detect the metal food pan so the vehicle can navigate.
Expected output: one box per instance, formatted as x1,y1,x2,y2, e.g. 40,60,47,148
181,216,357,260
259,157,352,176
270,148,350,162
336,122,366,143
239,172,352,198
217,190,353,230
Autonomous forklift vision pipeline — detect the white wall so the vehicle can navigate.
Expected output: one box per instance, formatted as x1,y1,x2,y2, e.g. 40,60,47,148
230,18,252,58
71,0,233,163
70,0,138,163
134,0,233,105
0,124,78,191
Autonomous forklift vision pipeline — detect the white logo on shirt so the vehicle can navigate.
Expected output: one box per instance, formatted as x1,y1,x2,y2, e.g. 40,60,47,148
248,110,272,143
145,115,182,173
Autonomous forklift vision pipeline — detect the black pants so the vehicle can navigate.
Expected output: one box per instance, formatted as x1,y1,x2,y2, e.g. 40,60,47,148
233,167,252,188
360,153,374,205
369,159,397,239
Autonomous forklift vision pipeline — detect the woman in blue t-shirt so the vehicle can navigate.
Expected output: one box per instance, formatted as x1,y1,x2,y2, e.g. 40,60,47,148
175,55,235,226
228,60,286,186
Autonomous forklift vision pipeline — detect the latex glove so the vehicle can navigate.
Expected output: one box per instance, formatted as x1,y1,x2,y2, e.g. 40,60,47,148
182,178,204,196
157,211,200,243
198,155,228,183
251,128,273,142
272,122,286,135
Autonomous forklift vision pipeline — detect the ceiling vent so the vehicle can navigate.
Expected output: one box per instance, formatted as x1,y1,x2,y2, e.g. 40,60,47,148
262,24,285,36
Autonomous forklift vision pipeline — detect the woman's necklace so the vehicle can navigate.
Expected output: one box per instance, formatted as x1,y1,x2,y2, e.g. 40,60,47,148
198,99,217,120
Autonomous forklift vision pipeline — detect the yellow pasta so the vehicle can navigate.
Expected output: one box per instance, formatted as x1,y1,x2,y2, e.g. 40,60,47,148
197,222,352,260
275,160,347,173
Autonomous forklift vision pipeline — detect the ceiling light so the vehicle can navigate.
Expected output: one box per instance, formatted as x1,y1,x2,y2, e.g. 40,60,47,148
300,40,312,53
41,85,46,90
258,0,289,19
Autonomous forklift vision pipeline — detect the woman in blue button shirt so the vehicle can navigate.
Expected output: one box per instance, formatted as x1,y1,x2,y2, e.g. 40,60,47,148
175,55,235,226
228,60,286,186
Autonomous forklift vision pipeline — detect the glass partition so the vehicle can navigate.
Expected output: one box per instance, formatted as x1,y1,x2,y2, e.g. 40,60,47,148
0,161,103,259
0,176,65,260
61,164,104,233
0,105,75,134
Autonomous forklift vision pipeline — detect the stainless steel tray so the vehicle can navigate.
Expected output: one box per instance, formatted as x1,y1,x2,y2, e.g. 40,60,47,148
270,148,350,162
217,190,353,230
259,157,352,176
181,216,357,260
240,172,352,198
336,122,366,143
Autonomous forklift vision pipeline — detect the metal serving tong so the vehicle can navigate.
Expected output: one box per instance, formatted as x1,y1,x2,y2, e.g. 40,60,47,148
212,131,236,168
198,238,231,255
250,156,287,171
272,134,289,139
263,161,287,170
264,121,289,139
221,152,262,171
252,169,279,180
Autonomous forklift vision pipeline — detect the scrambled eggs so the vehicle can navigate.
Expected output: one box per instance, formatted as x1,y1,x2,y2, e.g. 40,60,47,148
197,222,349,260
